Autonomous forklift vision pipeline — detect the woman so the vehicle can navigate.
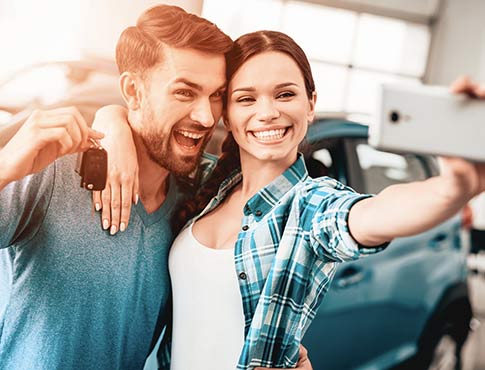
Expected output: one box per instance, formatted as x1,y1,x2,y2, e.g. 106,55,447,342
93,31,485,369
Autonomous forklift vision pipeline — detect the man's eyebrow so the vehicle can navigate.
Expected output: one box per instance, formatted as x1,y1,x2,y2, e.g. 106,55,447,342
215,83,227,91
231,82,299,94
172,78,203,91
173,78,227,93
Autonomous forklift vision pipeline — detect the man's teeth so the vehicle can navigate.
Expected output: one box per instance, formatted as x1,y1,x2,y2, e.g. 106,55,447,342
177,130,204,139
252,128,286,141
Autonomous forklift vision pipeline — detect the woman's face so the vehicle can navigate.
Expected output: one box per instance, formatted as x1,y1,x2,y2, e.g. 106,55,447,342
226,51,316,168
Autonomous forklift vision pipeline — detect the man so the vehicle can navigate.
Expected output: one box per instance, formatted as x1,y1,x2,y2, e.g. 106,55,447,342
0,5,312,370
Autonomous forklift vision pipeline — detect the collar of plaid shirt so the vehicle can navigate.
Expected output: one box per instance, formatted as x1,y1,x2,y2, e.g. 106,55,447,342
159,153,384,369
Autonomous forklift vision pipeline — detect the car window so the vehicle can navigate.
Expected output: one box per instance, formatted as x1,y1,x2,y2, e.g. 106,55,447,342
302,138,341,180
307,148,333,177
356,142,427,193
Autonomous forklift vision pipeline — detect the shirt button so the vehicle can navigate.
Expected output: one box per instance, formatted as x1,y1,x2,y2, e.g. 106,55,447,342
239,272,247,280
242,225,249,231
255,210,262,217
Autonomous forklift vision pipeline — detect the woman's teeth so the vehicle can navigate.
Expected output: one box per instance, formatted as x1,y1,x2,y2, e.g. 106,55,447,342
252,128,287,141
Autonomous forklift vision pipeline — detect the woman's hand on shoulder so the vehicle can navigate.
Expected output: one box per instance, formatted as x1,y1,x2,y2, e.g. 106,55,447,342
91,105,139,235
254,345,313,370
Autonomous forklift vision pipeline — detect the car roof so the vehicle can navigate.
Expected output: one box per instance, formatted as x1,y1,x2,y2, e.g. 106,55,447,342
307,118,369,142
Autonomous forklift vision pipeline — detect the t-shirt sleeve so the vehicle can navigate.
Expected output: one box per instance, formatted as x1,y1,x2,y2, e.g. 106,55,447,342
0,163,56,249
301,177,387,262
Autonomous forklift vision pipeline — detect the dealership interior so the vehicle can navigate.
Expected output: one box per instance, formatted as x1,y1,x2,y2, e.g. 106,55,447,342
1,1,485,370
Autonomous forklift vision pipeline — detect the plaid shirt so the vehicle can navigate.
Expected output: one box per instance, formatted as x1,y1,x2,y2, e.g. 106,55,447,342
159,154,384,369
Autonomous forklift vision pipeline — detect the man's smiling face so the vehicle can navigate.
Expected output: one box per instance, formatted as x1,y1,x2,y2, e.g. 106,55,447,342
133,46,226,176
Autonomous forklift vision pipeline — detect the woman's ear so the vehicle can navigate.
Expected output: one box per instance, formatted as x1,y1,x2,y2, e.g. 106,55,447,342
119,72,142,111
307,91,317,123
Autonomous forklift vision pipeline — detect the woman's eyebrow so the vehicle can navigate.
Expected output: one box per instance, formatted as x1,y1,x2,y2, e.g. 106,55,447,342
232,82,299,94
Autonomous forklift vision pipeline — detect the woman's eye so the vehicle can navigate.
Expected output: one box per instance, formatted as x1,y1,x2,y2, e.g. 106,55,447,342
175,90,194,98
277,91,296,99
236,96,255,103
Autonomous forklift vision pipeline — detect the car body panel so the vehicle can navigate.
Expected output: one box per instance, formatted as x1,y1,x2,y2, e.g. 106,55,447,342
300,118,469,369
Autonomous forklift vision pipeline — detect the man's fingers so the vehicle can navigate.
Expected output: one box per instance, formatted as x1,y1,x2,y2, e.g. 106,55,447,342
88,127,105,140
35,113,84,153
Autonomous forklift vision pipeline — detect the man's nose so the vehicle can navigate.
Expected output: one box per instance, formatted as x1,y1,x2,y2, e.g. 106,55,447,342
256,98,280,122
190,99,215,128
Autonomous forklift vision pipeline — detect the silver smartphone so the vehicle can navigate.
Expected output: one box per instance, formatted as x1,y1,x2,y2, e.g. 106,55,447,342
369,83,485,162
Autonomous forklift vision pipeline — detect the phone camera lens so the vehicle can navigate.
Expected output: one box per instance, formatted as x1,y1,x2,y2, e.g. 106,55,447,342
389,111,400,123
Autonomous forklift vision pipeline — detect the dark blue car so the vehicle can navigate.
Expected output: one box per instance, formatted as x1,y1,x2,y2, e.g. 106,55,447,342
301,118,471,370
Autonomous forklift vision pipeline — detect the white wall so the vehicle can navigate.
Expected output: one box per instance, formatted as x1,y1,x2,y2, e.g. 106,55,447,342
79,0,204,60
0,0,204,79
425,0,485,84
306,0,440,22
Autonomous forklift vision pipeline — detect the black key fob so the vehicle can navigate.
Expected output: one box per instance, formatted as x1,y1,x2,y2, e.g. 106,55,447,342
78,147,108,191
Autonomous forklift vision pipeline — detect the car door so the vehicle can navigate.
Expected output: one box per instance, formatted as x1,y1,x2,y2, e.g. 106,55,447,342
302,136,465,370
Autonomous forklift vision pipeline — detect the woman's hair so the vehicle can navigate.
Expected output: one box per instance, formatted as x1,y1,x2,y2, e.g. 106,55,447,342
172,30,315,232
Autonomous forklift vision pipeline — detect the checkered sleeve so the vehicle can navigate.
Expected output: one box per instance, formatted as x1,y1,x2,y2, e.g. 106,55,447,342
302,177,387,261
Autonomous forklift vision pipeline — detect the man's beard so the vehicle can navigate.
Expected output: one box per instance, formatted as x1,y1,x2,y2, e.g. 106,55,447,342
138,108,208,177
140,131,204,177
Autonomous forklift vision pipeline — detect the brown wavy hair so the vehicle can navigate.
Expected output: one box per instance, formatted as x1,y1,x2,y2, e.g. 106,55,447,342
116,4,233,76
173,30,316,232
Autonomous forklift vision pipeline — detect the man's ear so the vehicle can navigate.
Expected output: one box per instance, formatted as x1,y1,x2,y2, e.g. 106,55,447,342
307,91,317,124
119,72,142,110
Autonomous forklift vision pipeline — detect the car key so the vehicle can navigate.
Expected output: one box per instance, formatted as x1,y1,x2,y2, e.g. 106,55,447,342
76,139,108,191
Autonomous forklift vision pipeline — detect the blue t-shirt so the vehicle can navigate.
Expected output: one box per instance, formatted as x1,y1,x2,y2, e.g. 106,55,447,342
0,154,180,370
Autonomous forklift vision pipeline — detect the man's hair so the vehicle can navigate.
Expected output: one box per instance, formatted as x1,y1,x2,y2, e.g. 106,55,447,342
115,5,233,75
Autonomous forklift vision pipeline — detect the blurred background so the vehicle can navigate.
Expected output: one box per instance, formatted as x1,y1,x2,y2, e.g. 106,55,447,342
2,1,485,369
2,0,485,120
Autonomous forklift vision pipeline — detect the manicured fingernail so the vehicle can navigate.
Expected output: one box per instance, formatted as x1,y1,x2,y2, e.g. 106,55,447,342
103,219,109,230
135,194,139,204
95,203,101,211
120,222,126,232
110,225,117,235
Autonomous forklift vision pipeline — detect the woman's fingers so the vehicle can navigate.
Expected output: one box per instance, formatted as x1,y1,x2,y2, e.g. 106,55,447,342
120,173,135,232
450,75,485,98
93,191,102,212
109,181,121,235
101,186,112,231
133,169,139,205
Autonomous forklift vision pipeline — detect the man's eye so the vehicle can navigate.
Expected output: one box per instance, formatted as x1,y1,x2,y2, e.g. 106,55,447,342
211,90,224,100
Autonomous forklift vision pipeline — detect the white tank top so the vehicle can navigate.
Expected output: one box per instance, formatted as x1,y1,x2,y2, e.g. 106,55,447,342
169,223,245,370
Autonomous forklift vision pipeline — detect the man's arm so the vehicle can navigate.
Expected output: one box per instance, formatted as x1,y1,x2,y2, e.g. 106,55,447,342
0,107,103,191
0,119,24,148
